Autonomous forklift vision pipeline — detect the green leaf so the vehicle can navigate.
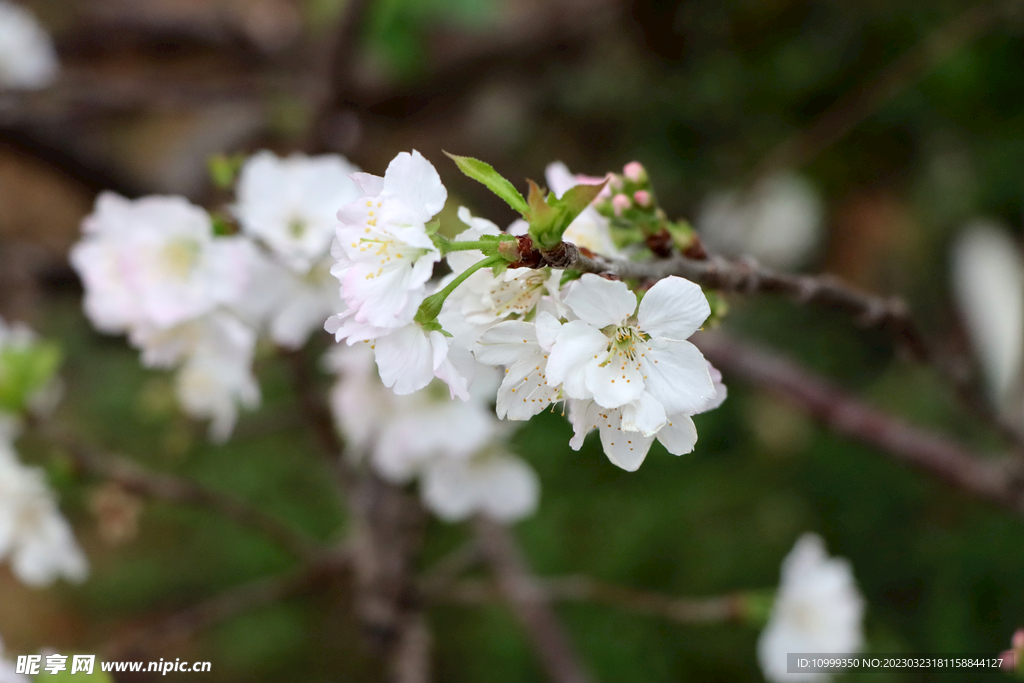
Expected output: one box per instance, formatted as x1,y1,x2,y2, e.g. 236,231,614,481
444,153,528,215
0,341,61,414
208,153,245,190
560,181,607,218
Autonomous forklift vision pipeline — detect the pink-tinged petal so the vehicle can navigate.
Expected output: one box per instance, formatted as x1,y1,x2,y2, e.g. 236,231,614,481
656,414,698,455
598,417,655,471
637,275,710,341
546,320,607,399
381,150,447,222
585,353,644,408
643,338,716,415
374,325,435,394
475,321,538,366
349,172,384,197
621,392,667,436
563,274,637,328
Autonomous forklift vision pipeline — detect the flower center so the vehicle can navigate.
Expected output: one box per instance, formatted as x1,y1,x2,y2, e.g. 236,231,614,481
161,238,201,279
599,325,649,366
488,271,547,317
288,217,307,239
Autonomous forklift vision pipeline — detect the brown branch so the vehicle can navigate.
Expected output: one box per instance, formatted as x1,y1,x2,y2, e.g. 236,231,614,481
473,516,593,683
430,575,745,625
104,549,349,659
543,244,1024,450
286,347,431,683
39,424,321,561
754,0,1007,177
559,247,928,358
695,332,1024,515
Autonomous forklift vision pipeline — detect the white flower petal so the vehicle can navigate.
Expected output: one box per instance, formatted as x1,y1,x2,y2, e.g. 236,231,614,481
374,325,435,394
655,414,698,455
474,321,538,366
546,321,607,399
585,353,644,408
621,392,667,436
381,150,447,223
637,275,710,341
563,274,637,329
643,338,716,415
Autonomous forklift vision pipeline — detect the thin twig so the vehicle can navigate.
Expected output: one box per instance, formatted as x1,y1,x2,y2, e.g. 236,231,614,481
546,245,1024,450
40,424,321,561
695,332,1024,515
104,550,349,659
473,516,593,683
430,575,745,625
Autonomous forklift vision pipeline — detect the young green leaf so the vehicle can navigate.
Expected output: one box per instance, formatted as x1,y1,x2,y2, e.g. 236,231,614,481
444,152,528,215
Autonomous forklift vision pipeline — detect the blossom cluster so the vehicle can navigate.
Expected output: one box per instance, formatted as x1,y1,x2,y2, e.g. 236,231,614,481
0,319,87,588
71,148,730,521
325,151,727,471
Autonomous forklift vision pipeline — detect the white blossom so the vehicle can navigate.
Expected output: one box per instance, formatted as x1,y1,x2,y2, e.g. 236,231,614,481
951,221,1024,406
71,193,253,333
757,534,865,683
0,636,27,683
0,0,58,90
326,344,534,521
697,172,823,270
421,451,538,522
0,437,87,587
233,151,362,273
475,312,563,420
330,150,445,330
548,274,716,418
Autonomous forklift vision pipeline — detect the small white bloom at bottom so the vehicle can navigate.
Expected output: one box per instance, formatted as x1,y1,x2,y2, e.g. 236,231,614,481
420,452,539,522
0,443,87,587
757,534,865,683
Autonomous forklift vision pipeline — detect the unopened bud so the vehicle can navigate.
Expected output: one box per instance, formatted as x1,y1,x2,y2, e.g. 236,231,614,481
623,161,647,184
612,194,631,216
633,190,652,208
609,174,624,191
1013,628,1024,650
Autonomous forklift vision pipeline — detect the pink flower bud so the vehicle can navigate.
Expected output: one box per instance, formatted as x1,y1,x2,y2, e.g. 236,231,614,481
1013,628,1024,650
633,190,652,207
1001,650,1016,670
612,193,631,216
609,174,624,191
623,161,646,183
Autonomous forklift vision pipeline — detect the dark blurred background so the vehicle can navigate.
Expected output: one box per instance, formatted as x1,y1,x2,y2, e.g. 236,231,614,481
1,0,1023,681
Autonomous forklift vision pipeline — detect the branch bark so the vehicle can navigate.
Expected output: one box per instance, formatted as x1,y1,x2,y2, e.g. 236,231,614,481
695,332,1024,515
430,575,745,626
40,424,320,561
473,516,594,683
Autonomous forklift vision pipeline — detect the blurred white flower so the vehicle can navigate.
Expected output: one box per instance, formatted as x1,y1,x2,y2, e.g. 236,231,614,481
0,438,87,587
326,344,536,521
757,534,864,683
0,0,58,90
233,151,361,273
697,172,823,270
130,313,259,440
951,221,1024,407
331,150,444,330
421,451,539,522
72,193,253,332
0,636,27,683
